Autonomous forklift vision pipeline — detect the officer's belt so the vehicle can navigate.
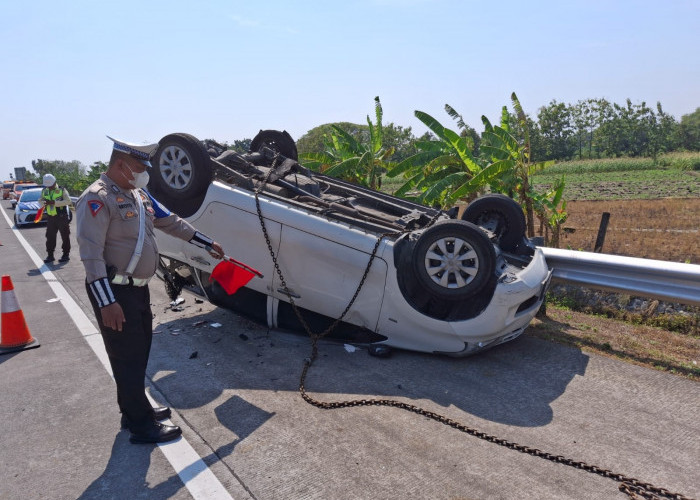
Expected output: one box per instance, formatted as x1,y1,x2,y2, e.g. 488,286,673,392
111,273,151,287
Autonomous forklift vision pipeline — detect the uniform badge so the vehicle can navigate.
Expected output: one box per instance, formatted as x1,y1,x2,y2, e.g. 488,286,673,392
125,211,137,218
110,185,120,193
116,196,125,203
88,200,104,217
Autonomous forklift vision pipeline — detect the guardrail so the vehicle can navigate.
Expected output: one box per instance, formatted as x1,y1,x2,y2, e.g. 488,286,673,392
539,247,700,307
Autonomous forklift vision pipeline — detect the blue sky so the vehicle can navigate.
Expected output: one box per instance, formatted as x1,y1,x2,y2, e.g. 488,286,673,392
1,0,698,179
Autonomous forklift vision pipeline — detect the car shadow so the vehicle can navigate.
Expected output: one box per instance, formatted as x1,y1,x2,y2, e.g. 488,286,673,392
148,307,589,431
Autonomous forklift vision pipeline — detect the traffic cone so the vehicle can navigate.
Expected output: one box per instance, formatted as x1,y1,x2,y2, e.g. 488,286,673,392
0,275,39,355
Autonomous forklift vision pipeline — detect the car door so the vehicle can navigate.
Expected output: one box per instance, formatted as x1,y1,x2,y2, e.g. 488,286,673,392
184,200,281,297
270,217,389,332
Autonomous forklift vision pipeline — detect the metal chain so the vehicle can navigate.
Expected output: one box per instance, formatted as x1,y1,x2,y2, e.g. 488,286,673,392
252,156,693,500
253,155,440,357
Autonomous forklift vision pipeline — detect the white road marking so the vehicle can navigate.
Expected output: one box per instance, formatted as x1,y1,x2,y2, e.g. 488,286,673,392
1,207,235,500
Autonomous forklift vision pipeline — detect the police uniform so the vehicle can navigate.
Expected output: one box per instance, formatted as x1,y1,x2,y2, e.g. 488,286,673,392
76,138,217,442
40,175,72,263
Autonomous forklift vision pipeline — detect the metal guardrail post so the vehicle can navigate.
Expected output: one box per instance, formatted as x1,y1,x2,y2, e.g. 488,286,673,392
539,247,700,306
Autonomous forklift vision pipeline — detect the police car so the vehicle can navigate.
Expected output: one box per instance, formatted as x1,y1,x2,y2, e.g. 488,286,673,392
151,131,551,356
13,188,47,227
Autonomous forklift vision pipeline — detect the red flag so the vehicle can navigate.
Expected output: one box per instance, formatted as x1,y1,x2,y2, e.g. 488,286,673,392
209,257,263,295
33,207,45,223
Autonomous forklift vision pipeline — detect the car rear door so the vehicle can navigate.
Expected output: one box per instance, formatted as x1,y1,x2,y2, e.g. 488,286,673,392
183,199,281,297
271,212,389,332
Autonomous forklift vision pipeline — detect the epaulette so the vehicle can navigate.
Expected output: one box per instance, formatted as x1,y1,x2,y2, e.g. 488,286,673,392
88,179,109,196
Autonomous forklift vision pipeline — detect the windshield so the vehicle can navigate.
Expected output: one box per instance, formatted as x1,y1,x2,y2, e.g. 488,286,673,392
16,184,38,192
19,189,42,202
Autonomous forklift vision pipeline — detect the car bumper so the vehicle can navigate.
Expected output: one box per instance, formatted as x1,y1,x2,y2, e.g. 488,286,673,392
15,211,44,226
376,248,552,355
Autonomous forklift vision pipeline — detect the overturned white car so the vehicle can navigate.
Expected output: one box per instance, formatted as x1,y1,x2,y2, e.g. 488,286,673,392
151,130,552,356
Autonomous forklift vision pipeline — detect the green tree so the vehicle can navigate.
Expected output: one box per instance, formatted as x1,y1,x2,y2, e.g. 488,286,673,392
537,100,576,160
31,159,87,194
71,161,108,194
678,108,700,151
571,99,598,159
301,97,393,190
297,122,370,157
297,122,421,163
645,102,678,160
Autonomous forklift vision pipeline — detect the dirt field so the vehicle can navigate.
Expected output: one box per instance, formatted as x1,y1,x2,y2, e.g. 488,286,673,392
557,198,699,264
535,197,699,380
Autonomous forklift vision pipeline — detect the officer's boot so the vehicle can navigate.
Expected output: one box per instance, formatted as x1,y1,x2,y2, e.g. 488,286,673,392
59,254,70,263
44,253,54,263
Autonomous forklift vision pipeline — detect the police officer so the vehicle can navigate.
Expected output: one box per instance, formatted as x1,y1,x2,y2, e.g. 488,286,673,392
40,173,72,263
76,136,225,444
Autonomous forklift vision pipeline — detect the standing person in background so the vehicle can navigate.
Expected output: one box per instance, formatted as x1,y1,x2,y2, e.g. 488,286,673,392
75,136,225,444
40,173,72,263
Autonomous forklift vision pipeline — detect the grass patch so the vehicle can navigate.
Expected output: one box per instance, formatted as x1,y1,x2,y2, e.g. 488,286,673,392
539,152,700,175
529,305,700,380
533,169,700,200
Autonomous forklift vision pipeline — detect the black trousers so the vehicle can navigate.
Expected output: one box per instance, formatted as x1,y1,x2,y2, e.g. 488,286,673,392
45,212,71,256
85,281,155,431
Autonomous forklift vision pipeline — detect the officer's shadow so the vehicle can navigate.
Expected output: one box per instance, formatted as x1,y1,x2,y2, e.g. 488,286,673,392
77,396,272,500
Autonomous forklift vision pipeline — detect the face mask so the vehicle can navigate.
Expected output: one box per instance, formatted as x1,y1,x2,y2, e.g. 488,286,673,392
123,163,150,189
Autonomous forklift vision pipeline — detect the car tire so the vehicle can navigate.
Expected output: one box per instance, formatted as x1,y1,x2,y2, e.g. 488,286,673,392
461,194,526,251
149,133,213,218
250,130,298,161
411,220,496,301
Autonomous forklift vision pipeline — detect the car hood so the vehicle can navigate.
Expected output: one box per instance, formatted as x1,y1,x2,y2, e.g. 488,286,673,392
18,201,41,210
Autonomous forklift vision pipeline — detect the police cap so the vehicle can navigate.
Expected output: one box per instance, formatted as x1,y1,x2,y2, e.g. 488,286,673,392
107,136,159,167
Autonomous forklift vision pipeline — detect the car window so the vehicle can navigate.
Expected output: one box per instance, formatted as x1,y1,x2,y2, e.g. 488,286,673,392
16,184,38,192
19,189,42,202
3,183,13,189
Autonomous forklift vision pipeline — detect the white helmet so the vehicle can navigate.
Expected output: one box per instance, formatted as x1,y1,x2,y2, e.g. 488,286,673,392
43,174,56,187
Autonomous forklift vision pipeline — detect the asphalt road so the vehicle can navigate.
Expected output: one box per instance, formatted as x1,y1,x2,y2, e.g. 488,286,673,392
0,199,698,500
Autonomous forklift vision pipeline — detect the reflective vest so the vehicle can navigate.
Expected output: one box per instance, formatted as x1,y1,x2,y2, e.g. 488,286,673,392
42,186,67,216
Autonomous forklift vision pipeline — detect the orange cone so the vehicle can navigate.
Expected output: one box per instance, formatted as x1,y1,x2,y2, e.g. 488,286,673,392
0,275,39,355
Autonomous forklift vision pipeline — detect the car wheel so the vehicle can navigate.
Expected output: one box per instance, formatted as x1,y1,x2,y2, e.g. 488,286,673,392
461,194,526,251
150,133,213,217
411,220,496,301
250,130,298,161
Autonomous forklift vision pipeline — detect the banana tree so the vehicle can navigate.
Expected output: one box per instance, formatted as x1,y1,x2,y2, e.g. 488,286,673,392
387,108,508,207
532,177,567,247
479,92,556,237
300,97,393,190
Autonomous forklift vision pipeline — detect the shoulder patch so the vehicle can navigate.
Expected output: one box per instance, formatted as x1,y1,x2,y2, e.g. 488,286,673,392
143,189,172,218
88,200,104,217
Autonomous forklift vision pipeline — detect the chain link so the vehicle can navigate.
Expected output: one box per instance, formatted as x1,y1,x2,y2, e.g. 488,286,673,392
252,156,694,500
